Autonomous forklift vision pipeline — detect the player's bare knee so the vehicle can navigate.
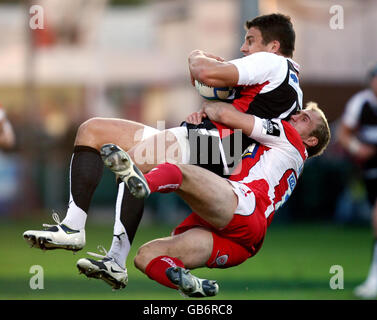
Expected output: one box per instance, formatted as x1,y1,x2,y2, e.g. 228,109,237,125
134,242,160,272
75,117,105,147
134,239,174,272
128,149,153,174
133,250,146,272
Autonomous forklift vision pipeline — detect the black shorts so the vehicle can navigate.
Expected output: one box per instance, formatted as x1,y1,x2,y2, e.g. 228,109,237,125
182,121,246,178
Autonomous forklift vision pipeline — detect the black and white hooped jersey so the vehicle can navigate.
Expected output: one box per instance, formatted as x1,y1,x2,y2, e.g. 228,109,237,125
230,51,302,119
208,51,303,140
342,88,377,146
182,52,304,177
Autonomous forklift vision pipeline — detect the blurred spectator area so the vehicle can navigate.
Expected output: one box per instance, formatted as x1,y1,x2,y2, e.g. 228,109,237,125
0,0,375,222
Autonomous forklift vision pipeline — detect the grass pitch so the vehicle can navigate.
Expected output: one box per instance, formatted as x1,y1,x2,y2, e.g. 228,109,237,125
0,217,375,300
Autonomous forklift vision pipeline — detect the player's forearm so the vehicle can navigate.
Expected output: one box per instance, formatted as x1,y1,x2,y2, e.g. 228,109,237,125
203,101,254,136
336,124,359,154
337,123,376,159
188,50,238,87
188,50,221,85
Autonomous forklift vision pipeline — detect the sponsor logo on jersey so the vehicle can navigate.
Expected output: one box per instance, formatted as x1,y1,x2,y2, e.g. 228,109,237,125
290,73,298,83
242,143,259,159
262,120,280,137
287,172,297,191
275,172,297,211
216,255,229,266
288,70,303,109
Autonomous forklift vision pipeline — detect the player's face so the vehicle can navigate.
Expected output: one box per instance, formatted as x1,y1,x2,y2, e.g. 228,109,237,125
289,109,321,143
240,27,277,56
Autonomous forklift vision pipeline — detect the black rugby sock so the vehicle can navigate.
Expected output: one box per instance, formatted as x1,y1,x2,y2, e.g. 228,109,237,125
118,178,145,244
70,145,104,213
107,179,145,268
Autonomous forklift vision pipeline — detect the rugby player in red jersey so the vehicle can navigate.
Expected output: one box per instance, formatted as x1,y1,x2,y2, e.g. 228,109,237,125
97,101,330,297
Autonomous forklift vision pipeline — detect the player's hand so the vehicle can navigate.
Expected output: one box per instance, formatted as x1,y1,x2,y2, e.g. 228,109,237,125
185,110,207,125
202,51,225,62
188,49,225,62
188,50,225,86
202,100,220,121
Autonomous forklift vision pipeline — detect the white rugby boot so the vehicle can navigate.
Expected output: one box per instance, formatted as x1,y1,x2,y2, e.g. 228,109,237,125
77,246,128,290
23,212,85,252
100,144,150,199
354,278,377,299
166,266,219,298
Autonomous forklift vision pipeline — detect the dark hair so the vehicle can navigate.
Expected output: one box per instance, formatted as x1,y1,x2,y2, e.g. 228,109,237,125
245,13,295,58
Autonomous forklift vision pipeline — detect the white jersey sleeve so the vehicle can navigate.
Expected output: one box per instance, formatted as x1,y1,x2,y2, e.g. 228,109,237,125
250,117,286,147
248,116,307,161
229,52,288,87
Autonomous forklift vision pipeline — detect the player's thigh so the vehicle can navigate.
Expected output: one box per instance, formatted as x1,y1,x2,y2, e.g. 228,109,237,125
206,231,252,268
75,117,159,151
136,227,213,270
176,164,237,229
129,128,186,173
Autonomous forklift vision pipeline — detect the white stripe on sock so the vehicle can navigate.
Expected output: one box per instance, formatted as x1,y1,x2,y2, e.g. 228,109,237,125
108,182,131,269
61,155,87,230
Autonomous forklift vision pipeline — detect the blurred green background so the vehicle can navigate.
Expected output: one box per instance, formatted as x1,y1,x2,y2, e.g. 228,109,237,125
0,218,373,300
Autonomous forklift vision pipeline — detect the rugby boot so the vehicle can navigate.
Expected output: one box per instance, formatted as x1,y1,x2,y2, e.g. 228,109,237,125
23,212,85,252
77,245,128,290
166,266,219,298
100,143,150,199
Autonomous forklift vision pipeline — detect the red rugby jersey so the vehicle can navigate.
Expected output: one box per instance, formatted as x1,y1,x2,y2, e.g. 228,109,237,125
229,116,307,225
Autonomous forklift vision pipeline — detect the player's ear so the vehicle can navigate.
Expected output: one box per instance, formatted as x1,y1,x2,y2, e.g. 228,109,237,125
267,40,281,54
304,136,318,148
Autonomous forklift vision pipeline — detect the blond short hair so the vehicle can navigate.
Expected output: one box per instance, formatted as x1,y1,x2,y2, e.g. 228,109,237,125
305,102,331,158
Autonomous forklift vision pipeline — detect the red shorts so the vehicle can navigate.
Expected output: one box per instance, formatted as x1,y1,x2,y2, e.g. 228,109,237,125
172,209,267,269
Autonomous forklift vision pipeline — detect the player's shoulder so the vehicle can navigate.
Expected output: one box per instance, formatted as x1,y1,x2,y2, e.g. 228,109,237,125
280,120,307,160
347,89,376,107
243,52,287,64
287,58,300,73
245,53,289,79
